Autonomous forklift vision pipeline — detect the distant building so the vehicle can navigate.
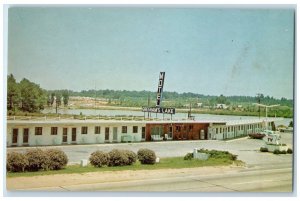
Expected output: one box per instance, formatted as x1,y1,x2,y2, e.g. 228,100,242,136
197,103,203,107
216,104,228,109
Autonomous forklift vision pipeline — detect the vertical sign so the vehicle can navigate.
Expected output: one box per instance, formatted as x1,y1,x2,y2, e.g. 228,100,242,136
156,72,165,107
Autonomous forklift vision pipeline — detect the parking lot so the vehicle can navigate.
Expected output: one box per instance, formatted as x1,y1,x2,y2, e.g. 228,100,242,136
7,132,293,168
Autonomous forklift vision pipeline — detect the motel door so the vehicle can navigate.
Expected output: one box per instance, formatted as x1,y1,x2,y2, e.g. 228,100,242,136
12,128,18,145
63,128,68,143
23,128,29,144
141,127,146,140
113,127,118,142
72,128,77,142
105,127,110,141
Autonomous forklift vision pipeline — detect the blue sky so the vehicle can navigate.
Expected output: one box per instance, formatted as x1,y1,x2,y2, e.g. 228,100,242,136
7,7,295,99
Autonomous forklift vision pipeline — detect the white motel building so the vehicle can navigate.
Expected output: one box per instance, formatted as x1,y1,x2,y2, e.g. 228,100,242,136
6,117,278,147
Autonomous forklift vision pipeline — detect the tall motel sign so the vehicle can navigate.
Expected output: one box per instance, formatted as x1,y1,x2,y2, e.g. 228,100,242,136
142,72,175,119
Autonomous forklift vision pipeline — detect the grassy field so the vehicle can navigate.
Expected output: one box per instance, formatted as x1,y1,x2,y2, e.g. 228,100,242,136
7,157,244,178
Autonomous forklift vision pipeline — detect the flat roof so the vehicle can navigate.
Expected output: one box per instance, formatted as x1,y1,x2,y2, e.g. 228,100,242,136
6,117,282,126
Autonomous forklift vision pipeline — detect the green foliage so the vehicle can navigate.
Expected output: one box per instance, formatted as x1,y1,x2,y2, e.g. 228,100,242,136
183,153,193,160
7,149,68,172
287,148,293,154
289,121,293,127
123,150,137,165
137,148,156,164
25,148,50,171
260,147,269,152
89,151,110,167
280,150,287,154
7,75,47,113
46,149,68,170
108,149,130,167
7,152,28,172
198,149,238,161
7,74,21,111
273,150,280,155
8,156,241,178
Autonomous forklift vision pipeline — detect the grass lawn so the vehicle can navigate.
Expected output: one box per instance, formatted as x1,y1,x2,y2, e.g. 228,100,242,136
7,157,244,178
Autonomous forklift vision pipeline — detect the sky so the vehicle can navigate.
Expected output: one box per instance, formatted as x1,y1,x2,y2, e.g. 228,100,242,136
7,6,295,99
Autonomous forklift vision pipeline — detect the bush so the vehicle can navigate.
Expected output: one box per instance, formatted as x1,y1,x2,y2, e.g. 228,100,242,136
287,148,293,154
137,148,156,165
184,153,193,160
273,149,280,155
7,152,28,172
123,150,137,165
108,149,129,166
280,150,287,154
89,151,110,167
25,148,50,171
46,149,68,170
260,147,269,152
198,149,238,161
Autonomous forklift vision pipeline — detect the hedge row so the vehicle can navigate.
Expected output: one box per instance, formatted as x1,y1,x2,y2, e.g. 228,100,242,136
260,147,293,154
7,148,68,172
89,148,156,167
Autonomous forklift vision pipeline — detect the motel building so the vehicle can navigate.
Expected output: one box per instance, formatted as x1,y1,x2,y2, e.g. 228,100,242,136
6,118,277,147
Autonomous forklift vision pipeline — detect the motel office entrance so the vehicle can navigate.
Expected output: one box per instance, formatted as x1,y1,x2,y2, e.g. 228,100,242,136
145,123,209,141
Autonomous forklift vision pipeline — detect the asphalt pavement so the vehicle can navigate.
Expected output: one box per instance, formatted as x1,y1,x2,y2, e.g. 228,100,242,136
7,132,293,168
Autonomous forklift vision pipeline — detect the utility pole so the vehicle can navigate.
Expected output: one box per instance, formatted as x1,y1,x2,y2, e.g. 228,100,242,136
147,94,150,118
256,93,262,119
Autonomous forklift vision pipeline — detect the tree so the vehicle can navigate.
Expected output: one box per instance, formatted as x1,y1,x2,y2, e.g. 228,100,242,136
7,74,20,111
19,78,47,112
55,93,62,107
216,94,227,104
62,91,69,107
50,93,55,106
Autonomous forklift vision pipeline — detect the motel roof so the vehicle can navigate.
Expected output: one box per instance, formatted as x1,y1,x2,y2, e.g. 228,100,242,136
6,117,282,126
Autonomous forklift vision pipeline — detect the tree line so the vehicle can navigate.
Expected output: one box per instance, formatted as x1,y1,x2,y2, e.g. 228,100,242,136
7,74,69,113
7,74,293,116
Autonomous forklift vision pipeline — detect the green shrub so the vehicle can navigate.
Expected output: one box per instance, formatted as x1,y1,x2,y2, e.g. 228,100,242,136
108,149,129,166
198,149,238,161
273,149,280,155
89,151,110,167
287,148,293,154
25,148,50,171
123,150,137,165
6,152,28,172
280,150,287,154
260,147,269,152
137,148,156,165
184,153,193,160
46,149,68,170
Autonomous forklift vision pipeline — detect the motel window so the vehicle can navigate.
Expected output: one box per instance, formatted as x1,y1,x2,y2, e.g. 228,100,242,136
189,125,193,132
35,127,43,135
95,126,101,134
216,128,218,134
122,126,127,133
51,127,58,135
133,126,138,133
81,126,88,134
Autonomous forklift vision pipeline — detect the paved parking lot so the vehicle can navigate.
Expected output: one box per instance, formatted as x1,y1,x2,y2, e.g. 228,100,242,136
7,132,293,167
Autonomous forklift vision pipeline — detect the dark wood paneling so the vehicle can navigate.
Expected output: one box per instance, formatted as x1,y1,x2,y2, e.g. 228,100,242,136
145,123,209,141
